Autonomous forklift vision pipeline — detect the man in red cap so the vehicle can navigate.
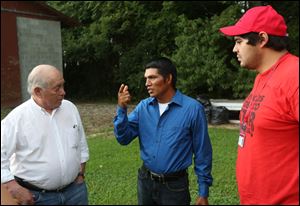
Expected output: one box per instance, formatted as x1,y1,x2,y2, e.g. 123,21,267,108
220,5,299,205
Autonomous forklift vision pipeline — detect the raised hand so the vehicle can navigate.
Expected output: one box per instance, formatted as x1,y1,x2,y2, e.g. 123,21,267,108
118,84,131,108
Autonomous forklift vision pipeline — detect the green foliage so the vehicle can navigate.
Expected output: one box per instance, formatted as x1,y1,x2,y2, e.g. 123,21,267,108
268,1,299,55
115,1,180,100
47,1,298,100
172,5,256,98
86,127,239,205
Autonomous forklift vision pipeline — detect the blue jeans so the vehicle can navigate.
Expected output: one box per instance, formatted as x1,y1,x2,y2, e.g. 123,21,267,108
31,181,88,205
137,166,191,205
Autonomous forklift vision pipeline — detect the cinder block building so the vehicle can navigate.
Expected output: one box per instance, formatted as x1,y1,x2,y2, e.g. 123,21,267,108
1,1,79,107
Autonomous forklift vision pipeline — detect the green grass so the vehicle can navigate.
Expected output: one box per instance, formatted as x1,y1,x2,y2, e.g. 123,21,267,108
86,127,240,205
86,134,140,205
2,106,239,204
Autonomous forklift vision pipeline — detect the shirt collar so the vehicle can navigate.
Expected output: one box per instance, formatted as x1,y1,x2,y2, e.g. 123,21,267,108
29,97,59,115
148,90,183,107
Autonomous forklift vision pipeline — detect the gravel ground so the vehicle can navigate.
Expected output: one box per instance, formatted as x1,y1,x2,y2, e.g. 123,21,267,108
76,103,135,136
1,102,239,137
75,103,239,137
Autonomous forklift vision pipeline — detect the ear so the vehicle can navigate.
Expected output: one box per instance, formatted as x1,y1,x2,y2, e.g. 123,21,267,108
166,74,173,85
33,87,43,98
258,32,269,48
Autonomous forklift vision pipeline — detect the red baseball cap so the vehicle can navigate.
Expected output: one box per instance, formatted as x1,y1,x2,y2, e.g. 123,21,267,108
220,5,287,36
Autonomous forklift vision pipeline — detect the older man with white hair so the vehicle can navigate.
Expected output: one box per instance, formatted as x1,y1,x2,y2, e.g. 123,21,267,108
1,65,89,205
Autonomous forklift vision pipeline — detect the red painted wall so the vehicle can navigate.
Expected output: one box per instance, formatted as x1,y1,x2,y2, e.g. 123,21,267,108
1,10,21,107
1,1,77,107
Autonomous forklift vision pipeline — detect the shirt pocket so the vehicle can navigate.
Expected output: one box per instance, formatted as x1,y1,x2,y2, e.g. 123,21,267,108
65,126,80,151
162,126,191,148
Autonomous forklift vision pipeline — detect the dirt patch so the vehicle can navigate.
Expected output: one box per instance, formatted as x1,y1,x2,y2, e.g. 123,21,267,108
75,103,239,136
1,102,239,137
76,103,135,136
208,123,239,130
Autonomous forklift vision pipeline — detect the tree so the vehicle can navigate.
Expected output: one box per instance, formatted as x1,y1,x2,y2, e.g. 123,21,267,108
47,1,298,100
172,4,256,99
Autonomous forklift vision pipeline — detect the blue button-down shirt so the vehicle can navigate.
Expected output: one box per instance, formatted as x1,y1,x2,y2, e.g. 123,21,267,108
113,90,213,197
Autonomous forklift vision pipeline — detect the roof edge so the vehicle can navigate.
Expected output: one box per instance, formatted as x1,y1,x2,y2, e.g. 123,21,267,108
35,1,81,28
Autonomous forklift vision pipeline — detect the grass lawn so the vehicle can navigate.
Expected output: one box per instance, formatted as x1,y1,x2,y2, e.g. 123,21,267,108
86,127,240,205
2,105,240,205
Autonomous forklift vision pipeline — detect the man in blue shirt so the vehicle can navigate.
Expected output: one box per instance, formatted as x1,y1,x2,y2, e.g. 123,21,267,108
113,57,213,205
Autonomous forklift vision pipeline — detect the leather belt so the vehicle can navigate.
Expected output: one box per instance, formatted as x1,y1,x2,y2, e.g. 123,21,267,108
142,165,187,183
14,176,73,193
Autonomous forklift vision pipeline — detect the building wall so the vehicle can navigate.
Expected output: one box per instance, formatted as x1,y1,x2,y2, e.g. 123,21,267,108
1,11,22,107
1,1,76,107
16,17,62,101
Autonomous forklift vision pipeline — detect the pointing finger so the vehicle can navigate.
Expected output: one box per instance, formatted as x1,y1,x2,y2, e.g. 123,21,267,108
118,84,125,93
124,85,128,92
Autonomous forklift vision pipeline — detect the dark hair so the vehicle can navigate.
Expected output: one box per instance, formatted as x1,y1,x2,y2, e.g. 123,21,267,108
240,32,290,51
145,57,177,88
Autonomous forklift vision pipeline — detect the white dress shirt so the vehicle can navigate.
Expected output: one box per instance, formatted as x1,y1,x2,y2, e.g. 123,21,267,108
1,98,89,190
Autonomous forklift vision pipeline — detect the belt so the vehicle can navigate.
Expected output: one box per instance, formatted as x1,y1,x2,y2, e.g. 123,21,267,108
142,165,187,183
14,176,73,193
